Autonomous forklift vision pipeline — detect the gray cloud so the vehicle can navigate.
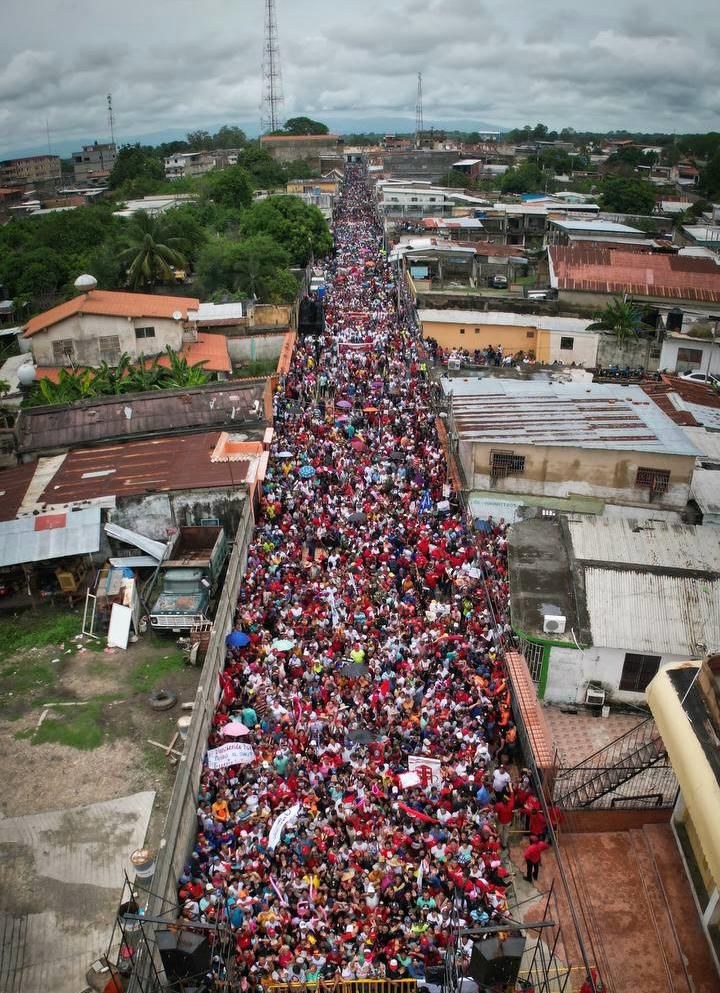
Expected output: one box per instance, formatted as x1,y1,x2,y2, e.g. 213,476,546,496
0,0,716,157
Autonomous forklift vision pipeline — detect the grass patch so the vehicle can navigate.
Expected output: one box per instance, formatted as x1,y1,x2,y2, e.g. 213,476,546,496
144,742,171,777
129,651,185,693
233,357,278,379
0,660,58,694
32,701,106,750
0,610,81,661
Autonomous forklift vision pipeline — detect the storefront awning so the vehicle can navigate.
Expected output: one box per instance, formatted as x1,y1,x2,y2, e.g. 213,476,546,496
0,506,101,567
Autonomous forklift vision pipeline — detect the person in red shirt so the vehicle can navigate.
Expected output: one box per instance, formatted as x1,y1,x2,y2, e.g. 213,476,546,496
494,794,514,849
523,835,550,883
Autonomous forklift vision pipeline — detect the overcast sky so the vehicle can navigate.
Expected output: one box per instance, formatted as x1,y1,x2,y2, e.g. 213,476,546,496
1,0,718,157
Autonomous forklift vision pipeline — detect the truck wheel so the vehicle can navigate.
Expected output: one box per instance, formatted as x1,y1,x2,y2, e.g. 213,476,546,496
148,689,178,711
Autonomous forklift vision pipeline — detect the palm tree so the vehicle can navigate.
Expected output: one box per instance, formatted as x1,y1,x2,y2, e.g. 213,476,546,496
120,211,188,290
123,354,166,393
91,354,133,395
588,296,651,344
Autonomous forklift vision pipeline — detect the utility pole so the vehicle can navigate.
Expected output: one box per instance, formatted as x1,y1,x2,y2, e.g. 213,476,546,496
107,93,116,146
261,0,284,134
415,72,424,148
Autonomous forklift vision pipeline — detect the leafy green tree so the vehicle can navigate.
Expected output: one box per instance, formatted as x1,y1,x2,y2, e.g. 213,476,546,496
439,171,474,188
279,116,329,136
186,130,213,150
203,165,254,209
91,355,133,395
109,144,164,190
235,145,287,189
124,355,165,393
213,125,247,148
599,176,656,214
700,151,720,199
119,211,188,289
240,196,332,265
500,162,545,194
588,297,652,344
196,234,297,302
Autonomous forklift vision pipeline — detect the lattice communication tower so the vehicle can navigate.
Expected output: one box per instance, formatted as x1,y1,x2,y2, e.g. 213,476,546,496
261,0,284,133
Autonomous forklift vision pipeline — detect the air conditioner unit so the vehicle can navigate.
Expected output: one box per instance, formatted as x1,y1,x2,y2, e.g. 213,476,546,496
543,614,566,635
585,684,606,707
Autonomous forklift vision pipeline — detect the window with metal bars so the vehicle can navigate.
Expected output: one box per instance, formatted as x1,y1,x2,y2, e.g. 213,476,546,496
52,339,75,365
490,450,526,478
636,467,670,498
99,335,121,365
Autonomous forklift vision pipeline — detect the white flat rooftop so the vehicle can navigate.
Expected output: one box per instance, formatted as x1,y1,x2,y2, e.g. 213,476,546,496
419,309,594,334
550,219,644,234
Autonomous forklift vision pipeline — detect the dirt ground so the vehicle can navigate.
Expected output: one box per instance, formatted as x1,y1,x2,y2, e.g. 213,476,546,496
0,611,202,849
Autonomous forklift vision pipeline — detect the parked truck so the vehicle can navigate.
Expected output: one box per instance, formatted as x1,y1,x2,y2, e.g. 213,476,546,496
148,526,227,631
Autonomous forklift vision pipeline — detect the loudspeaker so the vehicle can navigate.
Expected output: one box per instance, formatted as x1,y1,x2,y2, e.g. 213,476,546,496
425,964,446,986
157,929,211,982
468,935,525,989
299,299,324,334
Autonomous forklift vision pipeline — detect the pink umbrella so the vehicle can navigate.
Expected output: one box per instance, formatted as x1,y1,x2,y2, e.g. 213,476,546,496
221,721,251,737
336,400,353,409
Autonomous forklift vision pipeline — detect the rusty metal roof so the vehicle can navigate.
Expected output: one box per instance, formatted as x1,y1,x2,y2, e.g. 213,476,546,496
0,462,40,522
445,380,700,455
549,245,720,303
16,380,267,456
39,431,254,506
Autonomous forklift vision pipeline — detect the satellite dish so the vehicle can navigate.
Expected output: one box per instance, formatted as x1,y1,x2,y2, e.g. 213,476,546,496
172,310,183,321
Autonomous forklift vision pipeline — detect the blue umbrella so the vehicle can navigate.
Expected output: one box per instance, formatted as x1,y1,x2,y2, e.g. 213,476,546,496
226,631,250,648
299,465,316,479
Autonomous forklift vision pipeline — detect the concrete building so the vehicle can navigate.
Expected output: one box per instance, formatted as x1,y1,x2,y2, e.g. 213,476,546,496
546,217,650,248
112,193,198,219
660,333,720,378
509,516,720,705
0,154,61,187
647,659,720,973
259,134,342,170
164,151,216,180
383,149,460,182
420,309,598,366
72,142,117,184
23,289,201,368
444,378,699,513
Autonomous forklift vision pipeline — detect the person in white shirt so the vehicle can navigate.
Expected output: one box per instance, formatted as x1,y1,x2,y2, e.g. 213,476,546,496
492,764,511,798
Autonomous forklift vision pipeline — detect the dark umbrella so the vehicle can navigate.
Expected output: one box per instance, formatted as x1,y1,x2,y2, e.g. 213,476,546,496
340,661,370,678
348,512,367,524
347,727,378,744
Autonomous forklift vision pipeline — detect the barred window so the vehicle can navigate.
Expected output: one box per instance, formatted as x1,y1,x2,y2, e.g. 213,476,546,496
636,467,670,496
99,335,121,364
490,451,526,478
52,339,75,365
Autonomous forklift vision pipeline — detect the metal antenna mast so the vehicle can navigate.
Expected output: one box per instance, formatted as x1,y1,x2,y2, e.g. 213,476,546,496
415,72,424,146
107,93,116,146
261,0,284,134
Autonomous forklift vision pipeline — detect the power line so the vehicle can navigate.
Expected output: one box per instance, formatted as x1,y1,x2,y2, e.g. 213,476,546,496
261,0,284,134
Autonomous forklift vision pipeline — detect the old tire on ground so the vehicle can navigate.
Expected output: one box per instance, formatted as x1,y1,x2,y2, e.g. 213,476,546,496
148,689,178,711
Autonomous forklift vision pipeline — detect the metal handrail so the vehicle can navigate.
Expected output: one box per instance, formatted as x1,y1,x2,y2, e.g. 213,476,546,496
560,714,659,772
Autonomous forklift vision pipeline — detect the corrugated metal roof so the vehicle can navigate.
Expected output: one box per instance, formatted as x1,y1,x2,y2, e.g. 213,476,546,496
691,469,720,517
583,567,720,655
446,381,700,455
16,380,267,455
549,245,720,302
0,505,101,567
104,523,167,560
39,431,254,505
568,516,720,573
0,462,40,522
683,428,720,460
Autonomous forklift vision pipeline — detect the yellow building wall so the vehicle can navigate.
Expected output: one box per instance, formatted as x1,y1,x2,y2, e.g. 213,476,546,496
421,318,538,354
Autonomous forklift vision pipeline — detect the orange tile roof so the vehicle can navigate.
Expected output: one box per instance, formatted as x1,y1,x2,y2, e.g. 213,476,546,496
154,333,231,374
24,289,200,337
550,246,720,303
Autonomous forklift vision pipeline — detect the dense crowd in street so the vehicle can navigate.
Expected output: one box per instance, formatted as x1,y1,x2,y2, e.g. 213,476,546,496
178,167,546,989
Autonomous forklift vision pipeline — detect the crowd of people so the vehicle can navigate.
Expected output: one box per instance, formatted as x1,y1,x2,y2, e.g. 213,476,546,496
178,167,545,990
